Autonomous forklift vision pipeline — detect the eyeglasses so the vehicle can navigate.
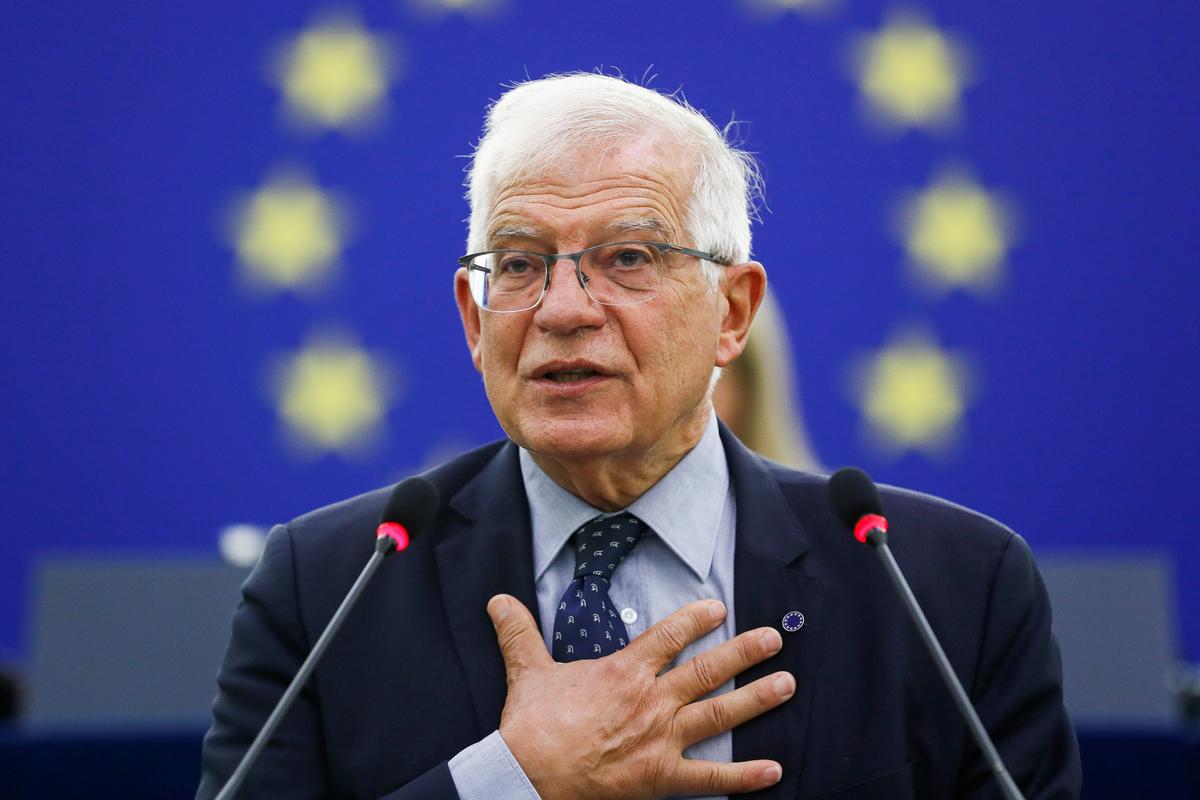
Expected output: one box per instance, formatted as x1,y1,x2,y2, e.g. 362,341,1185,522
458,240,730,313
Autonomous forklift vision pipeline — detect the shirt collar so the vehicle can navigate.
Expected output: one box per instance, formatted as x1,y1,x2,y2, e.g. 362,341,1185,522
521,412,729,583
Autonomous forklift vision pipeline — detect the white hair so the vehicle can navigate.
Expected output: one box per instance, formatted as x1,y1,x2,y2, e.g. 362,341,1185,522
465,73,762,285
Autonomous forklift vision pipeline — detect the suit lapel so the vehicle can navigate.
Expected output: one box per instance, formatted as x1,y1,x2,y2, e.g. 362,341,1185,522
430,428,829,783
435,442,539,737
724,425,830,795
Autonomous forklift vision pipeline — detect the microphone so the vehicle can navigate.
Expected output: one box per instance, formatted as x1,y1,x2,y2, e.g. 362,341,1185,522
215,476,440,800
827,467,1025,800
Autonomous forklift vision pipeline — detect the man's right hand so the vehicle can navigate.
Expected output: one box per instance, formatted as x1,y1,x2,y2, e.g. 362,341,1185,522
487,595,794,799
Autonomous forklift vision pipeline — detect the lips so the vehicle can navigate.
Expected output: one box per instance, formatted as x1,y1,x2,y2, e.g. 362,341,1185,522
532,361,612,384
544,368,600,383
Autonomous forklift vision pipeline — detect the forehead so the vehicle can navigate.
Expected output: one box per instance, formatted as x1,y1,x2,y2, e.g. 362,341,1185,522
485,136,696,246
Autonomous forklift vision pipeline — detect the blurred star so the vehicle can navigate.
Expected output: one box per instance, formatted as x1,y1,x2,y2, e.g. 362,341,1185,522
852,329,973,456
229,170,351,293
896,167,1015,295
271,12,398,132
743,0,836,15
409,0,507,18
849,8,972,132
269,332,394,456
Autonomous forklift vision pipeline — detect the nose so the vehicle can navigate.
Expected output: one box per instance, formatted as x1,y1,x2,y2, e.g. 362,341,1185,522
533,257,605,332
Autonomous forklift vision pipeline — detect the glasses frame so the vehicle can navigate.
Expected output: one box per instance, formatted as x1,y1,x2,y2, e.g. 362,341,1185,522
457,240,732,313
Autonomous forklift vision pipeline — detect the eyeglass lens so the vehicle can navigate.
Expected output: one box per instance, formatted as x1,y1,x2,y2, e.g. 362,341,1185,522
467,242,665,312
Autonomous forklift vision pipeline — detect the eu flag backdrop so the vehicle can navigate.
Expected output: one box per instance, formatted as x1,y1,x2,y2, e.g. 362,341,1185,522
2,1,1197,663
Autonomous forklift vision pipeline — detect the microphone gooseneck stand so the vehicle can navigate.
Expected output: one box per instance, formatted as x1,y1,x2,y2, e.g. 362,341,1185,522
214,533,401,800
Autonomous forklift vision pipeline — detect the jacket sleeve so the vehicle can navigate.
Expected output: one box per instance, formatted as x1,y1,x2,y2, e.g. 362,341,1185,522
959,533,1082,800
196,524,461,800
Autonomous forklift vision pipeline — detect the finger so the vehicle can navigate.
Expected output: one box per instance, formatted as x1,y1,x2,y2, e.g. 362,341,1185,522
675,670,796,745
487,594,551,675
667,758,783,796
622,599,726,673
662,626,782,701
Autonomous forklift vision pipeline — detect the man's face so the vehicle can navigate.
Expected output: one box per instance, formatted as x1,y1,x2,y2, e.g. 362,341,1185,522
456,136,759,468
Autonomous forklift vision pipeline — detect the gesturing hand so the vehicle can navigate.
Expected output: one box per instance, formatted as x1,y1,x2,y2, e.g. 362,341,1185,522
487,594,794,799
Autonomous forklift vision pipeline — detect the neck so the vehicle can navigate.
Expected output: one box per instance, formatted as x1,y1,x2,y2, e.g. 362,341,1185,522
529,408,712,511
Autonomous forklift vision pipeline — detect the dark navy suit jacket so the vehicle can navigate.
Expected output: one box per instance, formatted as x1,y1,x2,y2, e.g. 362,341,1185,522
197,426,1080,799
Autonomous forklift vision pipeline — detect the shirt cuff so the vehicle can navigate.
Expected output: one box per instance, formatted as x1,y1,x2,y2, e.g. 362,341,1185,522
448,729,541,800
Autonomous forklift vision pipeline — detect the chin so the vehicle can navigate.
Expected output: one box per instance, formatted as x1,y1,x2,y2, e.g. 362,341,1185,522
510,415,635,461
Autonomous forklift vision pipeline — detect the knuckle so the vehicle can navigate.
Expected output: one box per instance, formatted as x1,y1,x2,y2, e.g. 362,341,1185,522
656,619,691,655
497,624,529,663
498,622,522,651
704,699,731,733
699,764,726,794
735,632,758,665
688,654,719,693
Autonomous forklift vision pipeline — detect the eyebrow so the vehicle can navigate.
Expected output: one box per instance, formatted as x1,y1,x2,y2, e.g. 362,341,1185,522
484,216,676,250
487,223,542,244
607,217,673,240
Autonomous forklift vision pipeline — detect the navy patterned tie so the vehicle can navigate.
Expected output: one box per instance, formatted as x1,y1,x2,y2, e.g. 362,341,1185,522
552,512,648,662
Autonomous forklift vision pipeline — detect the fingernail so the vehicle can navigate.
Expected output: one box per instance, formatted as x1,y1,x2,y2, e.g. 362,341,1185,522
762,764,782,784
489,596,510,621
760,628,781,652
708,600,726,622
773,673,794,697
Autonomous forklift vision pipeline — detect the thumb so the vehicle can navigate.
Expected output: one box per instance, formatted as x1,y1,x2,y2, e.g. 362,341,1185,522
487,594,548,675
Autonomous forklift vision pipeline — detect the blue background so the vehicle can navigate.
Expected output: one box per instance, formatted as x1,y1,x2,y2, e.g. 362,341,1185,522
2,0,1197,667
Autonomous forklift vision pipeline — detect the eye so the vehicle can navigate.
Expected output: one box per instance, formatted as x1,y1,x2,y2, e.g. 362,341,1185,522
598,244,658,271
496,254,537,276
613,249,649,268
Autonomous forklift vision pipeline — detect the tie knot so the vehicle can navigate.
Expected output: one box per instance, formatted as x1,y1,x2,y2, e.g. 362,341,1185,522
571,512,647,582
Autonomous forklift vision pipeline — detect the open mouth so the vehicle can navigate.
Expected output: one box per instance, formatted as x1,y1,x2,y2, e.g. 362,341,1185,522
542,368,601,384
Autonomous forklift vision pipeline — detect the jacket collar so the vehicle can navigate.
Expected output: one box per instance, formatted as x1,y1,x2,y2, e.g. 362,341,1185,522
437,427,826,790
438,441,538,736
722,423,827,795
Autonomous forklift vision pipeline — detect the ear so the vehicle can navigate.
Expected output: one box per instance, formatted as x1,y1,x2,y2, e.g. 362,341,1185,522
715,261,767,368
454,267,484,373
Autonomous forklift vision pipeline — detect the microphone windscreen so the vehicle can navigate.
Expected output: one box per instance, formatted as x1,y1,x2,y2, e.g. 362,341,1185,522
827,467,883,529
381,476,440,538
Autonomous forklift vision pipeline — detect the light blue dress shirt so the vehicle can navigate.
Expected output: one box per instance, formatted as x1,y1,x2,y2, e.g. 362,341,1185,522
449,413,738,800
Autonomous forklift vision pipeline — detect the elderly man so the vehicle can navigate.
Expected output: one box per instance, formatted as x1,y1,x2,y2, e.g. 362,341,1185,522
198,74,1080,800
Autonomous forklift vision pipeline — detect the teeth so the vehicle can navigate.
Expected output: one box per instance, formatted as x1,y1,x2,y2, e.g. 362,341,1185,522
548,370,596,383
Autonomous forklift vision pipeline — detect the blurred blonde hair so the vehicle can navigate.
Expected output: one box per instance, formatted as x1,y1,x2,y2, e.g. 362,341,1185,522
716,290,821,471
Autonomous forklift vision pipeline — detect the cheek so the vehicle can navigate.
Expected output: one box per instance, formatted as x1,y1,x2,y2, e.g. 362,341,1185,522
478,318,521,366
636,301,719,390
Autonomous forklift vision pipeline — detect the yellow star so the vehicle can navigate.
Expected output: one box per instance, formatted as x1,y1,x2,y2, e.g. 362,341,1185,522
743,0,836,15
269,332,395,456
852,329,973,456
409,0,506,18
271,13,397,131
849,8,972,131
229,170,349,293
896,168,1015,295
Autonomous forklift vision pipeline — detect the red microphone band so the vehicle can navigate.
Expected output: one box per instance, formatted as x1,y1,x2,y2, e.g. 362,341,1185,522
853,513,888,544
376,522,411,552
